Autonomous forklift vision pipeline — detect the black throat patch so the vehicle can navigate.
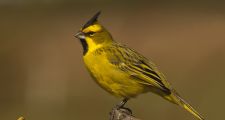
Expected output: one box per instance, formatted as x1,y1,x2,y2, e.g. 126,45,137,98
79,39,88,55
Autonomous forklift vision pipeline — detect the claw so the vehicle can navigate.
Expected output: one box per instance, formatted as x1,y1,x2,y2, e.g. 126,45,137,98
120,107,132,115
109,98,132,120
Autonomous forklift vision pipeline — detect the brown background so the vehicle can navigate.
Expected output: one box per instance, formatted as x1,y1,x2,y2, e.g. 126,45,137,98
0,0,225,120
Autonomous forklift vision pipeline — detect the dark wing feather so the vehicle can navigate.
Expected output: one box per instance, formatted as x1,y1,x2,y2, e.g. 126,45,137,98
102,43,171,94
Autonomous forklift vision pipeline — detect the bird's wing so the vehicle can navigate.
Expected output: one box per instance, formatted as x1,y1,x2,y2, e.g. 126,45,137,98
104,43,171,94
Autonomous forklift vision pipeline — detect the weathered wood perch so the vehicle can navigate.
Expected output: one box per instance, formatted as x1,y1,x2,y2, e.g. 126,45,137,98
110,107,141,120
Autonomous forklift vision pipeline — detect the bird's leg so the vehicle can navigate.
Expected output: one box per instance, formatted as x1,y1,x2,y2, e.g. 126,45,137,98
110,98,132,120
116,98,129,109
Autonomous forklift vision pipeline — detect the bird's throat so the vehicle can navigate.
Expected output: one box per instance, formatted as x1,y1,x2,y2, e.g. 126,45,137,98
79,39,88,55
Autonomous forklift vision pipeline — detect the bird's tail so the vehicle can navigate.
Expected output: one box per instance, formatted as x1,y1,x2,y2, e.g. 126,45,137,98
165,91,205,120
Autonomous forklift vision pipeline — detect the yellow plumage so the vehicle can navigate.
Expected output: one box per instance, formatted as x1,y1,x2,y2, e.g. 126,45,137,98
75,11,204,120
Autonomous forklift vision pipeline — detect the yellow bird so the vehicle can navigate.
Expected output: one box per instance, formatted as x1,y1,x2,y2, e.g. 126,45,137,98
75,11,204,120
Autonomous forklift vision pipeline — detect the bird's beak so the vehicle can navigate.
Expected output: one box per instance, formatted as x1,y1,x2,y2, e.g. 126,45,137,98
74,31,85,39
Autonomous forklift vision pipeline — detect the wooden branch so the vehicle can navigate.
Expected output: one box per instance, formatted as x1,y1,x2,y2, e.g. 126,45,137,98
110,107,141,120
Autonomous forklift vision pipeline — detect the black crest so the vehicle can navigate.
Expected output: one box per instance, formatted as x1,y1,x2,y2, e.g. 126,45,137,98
82,11,101,29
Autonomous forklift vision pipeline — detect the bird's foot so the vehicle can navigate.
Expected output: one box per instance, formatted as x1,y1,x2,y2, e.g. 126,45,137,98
110,106,133,120
109,98,132,120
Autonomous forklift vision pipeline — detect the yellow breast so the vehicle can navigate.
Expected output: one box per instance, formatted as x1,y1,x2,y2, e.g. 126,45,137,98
83,51,146,98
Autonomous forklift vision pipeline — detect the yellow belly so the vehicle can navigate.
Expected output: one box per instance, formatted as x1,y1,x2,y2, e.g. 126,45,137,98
83,53,146,98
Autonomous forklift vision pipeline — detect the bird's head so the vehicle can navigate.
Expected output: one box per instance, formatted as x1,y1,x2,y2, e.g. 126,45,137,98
75,11,113,55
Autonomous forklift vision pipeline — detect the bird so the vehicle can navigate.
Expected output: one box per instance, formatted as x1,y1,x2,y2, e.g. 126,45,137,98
74,11,204,120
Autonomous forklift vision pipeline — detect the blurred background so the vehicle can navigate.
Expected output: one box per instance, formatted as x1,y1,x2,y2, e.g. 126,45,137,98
0,0,225,120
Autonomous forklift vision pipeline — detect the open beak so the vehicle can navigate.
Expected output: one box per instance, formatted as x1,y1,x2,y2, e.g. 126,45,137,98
74,31,85,39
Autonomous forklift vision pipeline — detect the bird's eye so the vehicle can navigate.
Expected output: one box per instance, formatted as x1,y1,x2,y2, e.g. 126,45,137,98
88,31,95,36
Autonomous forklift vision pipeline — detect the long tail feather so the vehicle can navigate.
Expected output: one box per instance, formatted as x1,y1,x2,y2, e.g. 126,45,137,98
168,92,205,120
